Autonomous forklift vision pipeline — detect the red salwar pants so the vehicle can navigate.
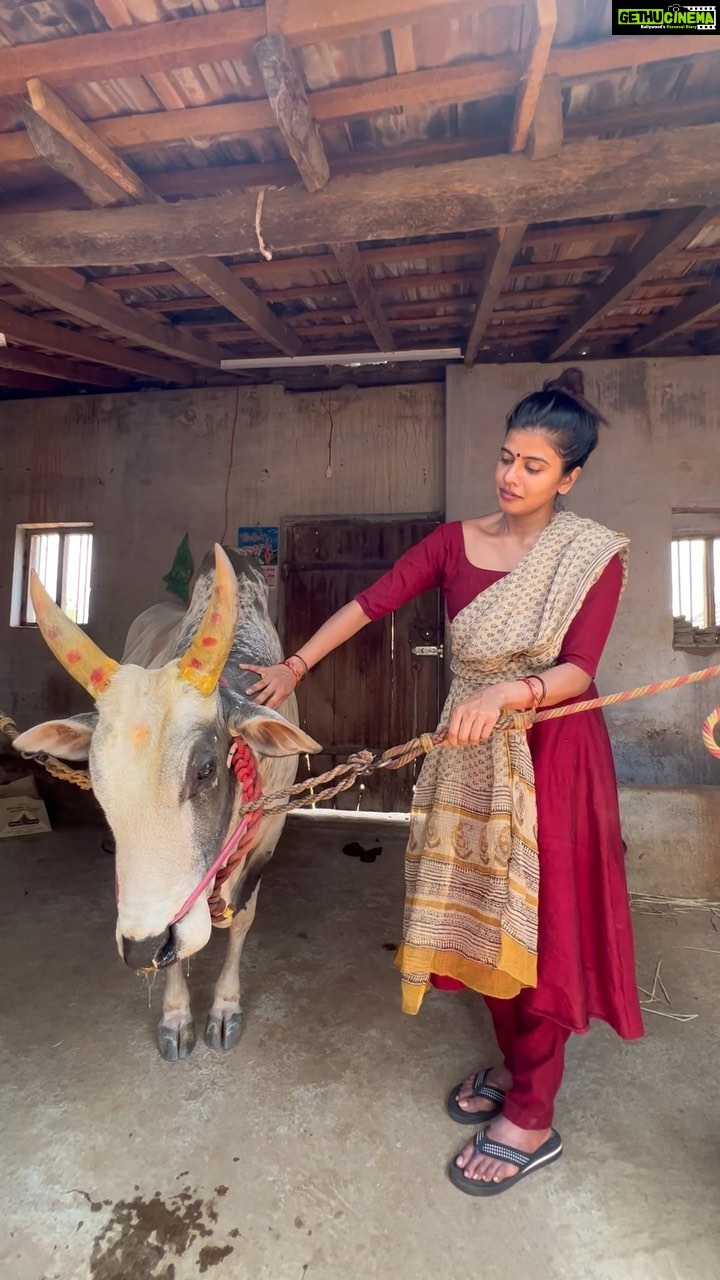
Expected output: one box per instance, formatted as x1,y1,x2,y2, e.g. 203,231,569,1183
433,976,570,1129
485,993,570,1130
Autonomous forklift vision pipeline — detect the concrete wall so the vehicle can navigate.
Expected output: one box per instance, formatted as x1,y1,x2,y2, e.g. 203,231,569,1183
446,357,720,786
1,382,443,729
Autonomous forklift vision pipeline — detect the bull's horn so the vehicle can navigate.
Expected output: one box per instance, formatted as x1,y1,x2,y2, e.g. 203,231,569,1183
177,544,238,696
29,571,118,697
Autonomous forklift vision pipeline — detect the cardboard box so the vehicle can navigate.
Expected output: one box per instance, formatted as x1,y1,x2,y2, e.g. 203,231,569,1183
0,776,52,839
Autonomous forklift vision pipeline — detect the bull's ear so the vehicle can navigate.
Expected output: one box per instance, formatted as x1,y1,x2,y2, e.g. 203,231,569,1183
12,712,97,762
228,704,322,758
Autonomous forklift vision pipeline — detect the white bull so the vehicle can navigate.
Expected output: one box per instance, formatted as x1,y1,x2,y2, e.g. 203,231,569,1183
14,546,320,1060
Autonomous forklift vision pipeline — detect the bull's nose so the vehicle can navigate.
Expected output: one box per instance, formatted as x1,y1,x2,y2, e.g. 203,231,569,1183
121,927,178,971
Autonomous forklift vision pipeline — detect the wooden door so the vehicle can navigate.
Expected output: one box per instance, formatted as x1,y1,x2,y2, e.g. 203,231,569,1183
282,517,444,812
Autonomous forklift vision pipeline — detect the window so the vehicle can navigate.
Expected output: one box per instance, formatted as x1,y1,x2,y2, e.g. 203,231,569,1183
671,531,720,647
11,524,94,628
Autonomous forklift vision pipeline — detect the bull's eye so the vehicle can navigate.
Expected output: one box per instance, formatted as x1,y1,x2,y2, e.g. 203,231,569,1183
196,759,216,784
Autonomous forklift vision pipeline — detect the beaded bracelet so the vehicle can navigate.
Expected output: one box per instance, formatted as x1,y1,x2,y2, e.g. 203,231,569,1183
282,655,308,685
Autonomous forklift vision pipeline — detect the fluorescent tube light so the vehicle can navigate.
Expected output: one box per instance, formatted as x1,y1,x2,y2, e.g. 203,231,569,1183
220,347,463,370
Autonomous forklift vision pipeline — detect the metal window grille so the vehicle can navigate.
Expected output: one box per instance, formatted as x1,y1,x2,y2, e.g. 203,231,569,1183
671,536,717,631
21,526,93,627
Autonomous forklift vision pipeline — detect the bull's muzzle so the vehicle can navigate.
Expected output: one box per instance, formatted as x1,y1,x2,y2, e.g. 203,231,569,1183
121,926,178,971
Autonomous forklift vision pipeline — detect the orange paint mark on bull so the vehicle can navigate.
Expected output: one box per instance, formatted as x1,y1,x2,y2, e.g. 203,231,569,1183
90,667,106,686
132,724,149,748
47,624,61,641
188,657,204,671
210,612,221,626
67,650,82,665
202,636,218,647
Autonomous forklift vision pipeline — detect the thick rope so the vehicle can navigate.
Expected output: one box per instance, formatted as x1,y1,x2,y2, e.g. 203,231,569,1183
1,662,719,812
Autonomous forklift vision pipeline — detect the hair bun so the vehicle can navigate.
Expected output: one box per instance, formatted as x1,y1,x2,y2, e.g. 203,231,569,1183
542,367,585,398
541,367,607,426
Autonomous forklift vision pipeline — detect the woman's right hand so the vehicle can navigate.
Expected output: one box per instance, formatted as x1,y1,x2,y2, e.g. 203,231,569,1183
238,663,297,710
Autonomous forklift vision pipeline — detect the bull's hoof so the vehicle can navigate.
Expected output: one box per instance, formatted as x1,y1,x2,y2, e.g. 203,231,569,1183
205,1010,243,1052
157,1018,196,1061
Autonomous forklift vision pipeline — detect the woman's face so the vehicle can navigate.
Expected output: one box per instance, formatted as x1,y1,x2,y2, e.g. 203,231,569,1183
495,428,580,516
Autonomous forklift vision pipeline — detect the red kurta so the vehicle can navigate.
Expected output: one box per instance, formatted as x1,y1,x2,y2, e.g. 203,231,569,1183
356,522,644,1041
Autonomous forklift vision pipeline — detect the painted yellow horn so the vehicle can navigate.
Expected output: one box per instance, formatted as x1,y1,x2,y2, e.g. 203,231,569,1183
177,545,238,696
29,571,119,697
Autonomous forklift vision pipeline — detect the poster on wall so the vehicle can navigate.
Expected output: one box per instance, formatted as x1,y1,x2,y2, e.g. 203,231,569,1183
237,526,279,589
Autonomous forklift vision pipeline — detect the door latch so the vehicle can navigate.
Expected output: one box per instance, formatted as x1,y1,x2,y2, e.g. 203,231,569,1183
411,644,444,658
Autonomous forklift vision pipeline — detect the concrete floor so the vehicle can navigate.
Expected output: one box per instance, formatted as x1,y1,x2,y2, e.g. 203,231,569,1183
1,813,719,1280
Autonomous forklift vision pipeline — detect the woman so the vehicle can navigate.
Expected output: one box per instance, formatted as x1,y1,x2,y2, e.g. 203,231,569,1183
241,368,644,1197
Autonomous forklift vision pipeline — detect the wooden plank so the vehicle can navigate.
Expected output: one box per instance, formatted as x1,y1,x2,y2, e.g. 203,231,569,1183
526,75,563,159
0,366,69,394
0,271,222,369
171,257,303,356
2,127,717,268
22,104,127,208
627,281,720,352
26,78,156,203
464,225,528,365
509,0,557,152
24,80,303,357
0,9,267,99
326,243,395,349
93,0,197,114
254,33,392,351
254,35,330,193
546,206,720,360
4,32,718,162
391,27,417,75
265,0,508,44
0,344,130,388
0,300,192,383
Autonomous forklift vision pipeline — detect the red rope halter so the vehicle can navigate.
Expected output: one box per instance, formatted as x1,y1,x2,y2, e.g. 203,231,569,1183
167,739,264,929
207,741,263,924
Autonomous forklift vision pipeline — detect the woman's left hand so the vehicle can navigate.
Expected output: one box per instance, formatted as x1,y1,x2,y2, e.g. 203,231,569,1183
443,686,508,746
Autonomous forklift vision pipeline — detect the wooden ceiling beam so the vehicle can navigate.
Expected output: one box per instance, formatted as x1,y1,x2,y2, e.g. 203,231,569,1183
0,344,130,388
0,9,267,99
4,34,720,165
0,300,192,383
264,0,509,44
0,366,69,394
465,0,555,363
255,33,394,352
1,269,223,369
509,0,557,153
24,79,302,358
464,226,528,365
3,126,717,269
626,281,720,352
546,206,720,359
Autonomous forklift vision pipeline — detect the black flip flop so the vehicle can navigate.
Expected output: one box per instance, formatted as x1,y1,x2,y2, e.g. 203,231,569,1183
449,1127,563,1197
447,1068,506,1125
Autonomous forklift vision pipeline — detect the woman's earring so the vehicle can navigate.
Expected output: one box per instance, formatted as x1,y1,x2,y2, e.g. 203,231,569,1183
554,492,566,512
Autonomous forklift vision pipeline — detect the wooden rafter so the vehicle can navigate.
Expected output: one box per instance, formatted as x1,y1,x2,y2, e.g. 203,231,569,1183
464,227,528,366
3,34,720,167
3,126,718,269
546,207,720,360
0,366,69,394
0,344,129,389
255,34,394,352
0,300,193,384
463,2,556,365
627,281,720,353
24,79,302,358
0,269,223,369
509,0,557,152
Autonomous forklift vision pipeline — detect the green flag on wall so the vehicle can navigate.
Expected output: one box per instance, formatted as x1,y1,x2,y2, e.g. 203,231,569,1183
163,533,194,604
